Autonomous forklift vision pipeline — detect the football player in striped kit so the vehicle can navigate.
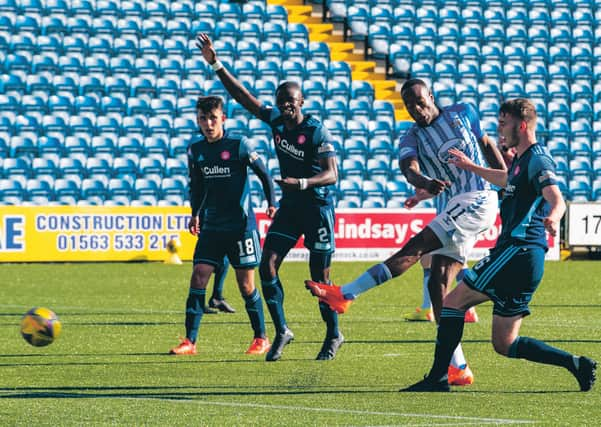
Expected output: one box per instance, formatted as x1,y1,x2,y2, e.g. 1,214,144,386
307,79,506,385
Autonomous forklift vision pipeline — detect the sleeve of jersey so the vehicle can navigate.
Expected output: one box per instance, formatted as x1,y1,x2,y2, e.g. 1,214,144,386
464,103,485,139
313,126,337,159
529,154,558,194
187,146,206,216
258,105,278,124
398,130,418,161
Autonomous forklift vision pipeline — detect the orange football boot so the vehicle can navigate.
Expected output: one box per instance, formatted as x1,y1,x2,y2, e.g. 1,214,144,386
448,364,474,386
245,337,271,355
169,337,197,355
304,280,353,314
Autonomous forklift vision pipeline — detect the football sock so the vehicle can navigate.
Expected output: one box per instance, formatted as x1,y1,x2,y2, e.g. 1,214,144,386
261,277,287,334
211,258,230,300
421,268,432,309
450,343,467,368
243,288,266,339
428,307,466,381
508,336,576,371
185,288,206,343
318,286,340,339
341,263,392,299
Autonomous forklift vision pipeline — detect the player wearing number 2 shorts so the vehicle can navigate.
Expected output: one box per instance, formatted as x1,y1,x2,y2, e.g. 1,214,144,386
305,79,506,385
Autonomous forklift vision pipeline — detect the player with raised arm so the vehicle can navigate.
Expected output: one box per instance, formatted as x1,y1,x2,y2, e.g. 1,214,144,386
401,98,597,392
197,34,342,361
169,96,277,356
306,79,506,384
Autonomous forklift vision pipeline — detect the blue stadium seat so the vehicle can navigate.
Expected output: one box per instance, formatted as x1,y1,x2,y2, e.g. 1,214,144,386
117,136,144,156
53,177,79,200
108,178,133,199
81,178,107,200
160,177,185,198
568,177,591,200
90,136,116,156
134,178,160,198
165,158,187,177
172,117,197,136
37,136,62,157
386,181,411,199
9,135,37,158
26,178,53,202
341,158,365,178
338,179,362,199
3,157,31,177
112,156,138,178
86,157,112,177
0,179,25,202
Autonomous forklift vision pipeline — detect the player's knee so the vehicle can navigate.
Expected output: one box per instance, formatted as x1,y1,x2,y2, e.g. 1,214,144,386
492,336,512,356
258,259,275,281
190,265,209,289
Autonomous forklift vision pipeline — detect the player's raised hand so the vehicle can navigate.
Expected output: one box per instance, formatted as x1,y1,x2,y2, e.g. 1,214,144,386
543,217,559,237
188,216,201,236
405,188,435,209
447,148,474,170
196,33,217,64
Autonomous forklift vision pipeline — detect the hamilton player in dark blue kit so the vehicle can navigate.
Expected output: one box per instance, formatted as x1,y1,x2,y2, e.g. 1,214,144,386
197,33,343,362
169,96,277,356
402,98,597,392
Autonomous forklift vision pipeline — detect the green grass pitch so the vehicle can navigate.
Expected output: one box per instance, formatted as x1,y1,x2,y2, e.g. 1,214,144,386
1,261,600,425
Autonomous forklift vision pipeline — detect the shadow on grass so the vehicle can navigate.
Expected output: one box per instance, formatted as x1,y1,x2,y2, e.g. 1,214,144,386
0,384,396,400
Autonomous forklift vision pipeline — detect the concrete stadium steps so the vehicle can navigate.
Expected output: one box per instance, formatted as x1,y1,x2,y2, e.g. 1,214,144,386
266,0,409,122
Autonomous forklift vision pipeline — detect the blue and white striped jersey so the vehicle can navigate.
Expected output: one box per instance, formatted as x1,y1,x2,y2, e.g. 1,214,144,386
398,103,492,212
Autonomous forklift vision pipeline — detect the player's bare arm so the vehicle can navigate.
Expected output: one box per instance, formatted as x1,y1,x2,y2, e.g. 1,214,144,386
447,148,508,188
275,157,338,191
541,185,566,237
196,33,264,118
400,157,448,195
478,134,507,172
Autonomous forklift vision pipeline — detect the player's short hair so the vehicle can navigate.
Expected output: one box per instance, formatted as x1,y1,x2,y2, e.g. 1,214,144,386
500,98,537,126
196,96,224,114
275,81,302,98
400,78,430,97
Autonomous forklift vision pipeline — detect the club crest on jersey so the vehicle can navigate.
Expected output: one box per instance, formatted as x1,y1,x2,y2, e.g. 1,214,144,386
451,116,462,128
514,165,520,175
438,138,466,162
297,134,306,145
275,134,281,144
220,151,230,160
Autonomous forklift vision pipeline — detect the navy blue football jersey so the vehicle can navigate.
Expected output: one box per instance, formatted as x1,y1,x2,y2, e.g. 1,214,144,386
259,107,337,206
187,133,257,232
497,143,558,249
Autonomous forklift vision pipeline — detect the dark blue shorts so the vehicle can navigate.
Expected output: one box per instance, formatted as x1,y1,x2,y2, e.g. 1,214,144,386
193,229,261,269
463,244,545,317
264,203,335,256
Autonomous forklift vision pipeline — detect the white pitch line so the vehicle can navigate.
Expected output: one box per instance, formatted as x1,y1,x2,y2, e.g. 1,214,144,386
112,396,534,425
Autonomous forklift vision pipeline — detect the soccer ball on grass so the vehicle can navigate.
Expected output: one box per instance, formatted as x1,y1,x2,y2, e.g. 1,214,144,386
20,307,62,347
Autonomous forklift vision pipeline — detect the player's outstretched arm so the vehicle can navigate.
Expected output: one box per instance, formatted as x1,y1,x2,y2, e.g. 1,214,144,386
448,148,508,187
196,33,263,119
541,185,566,237
400,157,448,195
478,134,507,172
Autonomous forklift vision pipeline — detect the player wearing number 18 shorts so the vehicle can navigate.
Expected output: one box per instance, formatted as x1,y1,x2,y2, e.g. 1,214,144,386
305,79,507,385
169,96,277,356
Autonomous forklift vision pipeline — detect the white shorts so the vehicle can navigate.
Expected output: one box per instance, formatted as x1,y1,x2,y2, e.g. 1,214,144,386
427,190,498,263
